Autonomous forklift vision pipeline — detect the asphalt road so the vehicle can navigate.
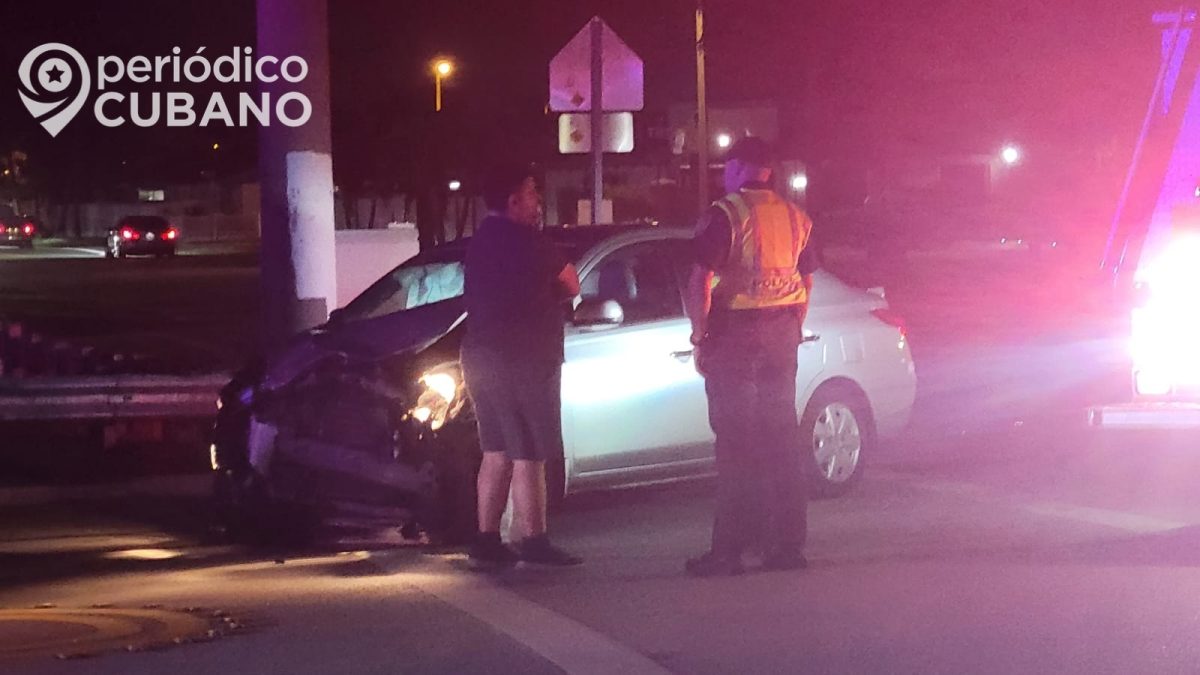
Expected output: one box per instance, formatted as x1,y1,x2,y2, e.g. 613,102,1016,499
3,424,1200,674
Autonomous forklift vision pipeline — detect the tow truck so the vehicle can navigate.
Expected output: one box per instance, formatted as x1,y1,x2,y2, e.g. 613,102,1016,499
1089,9,1200,429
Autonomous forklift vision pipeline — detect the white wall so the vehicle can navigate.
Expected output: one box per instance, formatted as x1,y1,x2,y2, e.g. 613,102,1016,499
334,225,421,308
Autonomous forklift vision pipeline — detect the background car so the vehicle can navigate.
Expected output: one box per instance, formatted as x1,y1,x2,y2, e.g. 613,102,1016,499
0,204,37,249
106,215,179,258
211,225,917,544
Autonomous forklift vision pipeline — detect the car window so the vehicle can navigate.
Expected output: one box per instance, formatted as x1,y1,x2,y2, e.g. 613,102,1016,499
580,241,684,323
340,261,465,322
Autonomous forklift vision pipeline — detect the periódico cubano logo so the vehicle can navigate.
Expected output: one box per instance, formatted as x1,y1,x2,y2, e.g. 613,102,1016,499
18,43,91,138
17,43,311,137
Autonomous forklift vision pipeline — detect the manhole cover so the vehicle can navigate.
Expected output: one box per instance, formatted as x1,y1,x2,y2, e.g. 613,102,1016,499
0,606,243,661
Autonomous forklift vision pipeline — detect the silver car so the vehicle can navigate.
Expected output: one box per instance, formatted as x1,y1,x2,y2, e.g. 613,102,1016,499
212,225,916,543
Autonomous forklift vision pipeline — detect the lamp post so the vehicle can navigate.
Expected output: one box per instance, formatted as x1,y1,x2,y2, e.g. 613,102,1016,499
433,58,454,112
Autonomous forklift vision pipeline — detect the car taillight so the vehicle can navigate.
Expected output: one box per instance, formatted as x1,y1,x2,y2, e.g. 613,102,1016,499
871,308,907,337
22,223,33,236
165,227,178,240
120,227,138,240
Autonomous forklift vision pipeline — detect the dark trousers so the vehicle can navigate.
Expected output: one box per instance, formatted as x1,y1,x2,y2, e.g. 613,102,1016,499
703,307,808,557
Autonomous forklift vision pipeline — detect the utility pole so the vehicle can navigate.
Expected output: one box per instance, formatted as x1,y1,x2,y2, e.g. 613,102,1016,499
696,0,709,215
256,0,337,348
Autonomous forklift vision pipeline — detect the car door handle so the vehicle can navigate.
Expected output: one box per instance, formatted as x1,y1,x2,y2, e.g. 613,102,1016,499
801,333,821,344
670,349,695,361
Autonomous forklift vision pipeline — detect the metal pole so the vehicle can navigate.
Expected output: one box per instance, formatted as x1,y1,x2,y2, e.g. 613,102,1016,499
1100,5,1187,273
435,72,443,112
696,1,709,215
256,0,338,348
590,17,604,225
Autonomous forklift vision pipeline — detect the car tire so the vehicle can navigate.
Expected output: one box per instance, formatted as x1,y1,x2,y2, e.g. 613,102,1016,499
212,469,268,544
213,469,317,547
547,455,567,510
800,383,874,498
424,422,482,547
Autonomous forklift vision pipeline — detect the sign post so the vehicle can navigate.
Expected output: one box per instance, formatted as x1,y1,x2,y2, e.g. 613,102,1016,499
550,17,643,225
590,18,604,227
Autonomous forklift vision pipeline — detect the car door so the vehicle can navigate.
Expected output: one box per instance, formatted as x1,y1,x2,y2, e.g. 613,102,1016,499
562,239,713,477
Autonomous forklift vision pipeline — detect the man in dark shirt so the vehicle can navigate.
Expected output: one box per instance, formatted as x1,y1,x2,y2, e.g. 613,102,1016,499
462,163,582,569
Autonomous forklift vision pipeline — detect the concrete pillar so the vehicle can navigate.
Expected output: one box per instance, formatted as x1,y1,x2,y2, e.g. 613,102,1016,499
256,0,337,347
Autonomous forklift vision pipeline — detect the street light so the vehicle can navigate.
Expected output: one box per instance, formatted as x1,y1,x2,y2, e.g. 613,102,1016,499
716,133,732,149
789,173,809,192
432,58,455,112
1001,145,1021,166
448,179,462,192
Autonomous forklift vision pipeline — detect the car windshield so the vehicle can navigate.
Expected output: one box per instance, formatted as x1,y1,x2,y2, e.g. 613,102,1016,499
340,259,466,322
337,232,600,323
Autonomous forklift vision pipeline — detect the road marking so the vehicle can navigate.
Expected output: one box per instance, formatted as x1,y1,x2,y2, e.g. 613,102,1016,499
394,562,672,675
59,247,106,257
885,472,1191,534
1021,503,1187,534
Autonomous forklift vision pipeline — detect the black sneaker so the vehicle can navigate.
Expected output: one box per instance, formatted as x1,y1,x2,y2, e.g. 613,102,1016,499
468,533,518,571
516,535,583,567
684,552,744,577
761,548,808,572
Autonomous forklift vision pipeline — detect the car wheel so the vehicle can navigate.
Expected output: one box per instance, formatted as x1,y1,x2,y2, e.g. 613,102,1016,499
213,468,316,547
800,383,873,498
212,469,269,544
547,455,566,510
424,422,482,546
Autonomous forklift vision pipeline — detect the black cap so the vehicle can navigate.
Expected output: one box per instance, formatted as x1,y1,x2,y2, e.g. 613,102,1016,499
725,136,772,167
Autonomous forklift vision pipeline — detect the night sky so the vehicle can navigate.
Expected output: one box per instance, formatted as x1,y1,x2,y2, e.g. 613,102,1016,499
0,0,1170,196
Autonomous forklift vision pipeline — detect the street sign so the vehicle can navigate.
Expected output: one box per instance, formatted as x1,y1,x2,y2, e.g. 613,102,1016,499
549,18,644,112
558,113,634,154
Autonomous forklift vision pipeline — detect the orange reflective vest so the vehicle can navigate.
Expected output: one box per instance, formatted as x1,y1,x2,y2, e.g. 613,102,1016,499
711,188,812,310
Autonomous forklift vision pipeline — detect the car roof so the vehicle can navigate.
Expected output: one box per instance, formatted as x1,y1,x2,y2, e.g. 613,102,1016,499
405,223,692,266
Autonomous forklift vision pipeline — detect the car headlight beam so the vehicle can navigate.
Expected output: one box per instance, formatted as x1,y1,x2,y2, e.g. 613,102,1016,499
410,366,465,431
420,372,458,404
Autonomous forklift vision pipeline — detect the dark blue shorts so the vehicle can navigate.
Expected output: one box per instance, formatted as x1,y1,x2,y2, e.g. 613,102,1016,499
461,349,564,463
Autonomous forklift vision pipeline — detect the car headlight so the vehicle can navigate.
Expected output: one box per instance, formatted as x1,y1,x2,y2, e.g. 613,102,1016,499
409,365,465,431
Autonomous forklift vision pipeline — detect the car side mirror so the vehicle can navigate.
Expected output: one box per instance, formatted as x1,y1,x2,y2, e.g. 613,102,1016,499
573,298,624,328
